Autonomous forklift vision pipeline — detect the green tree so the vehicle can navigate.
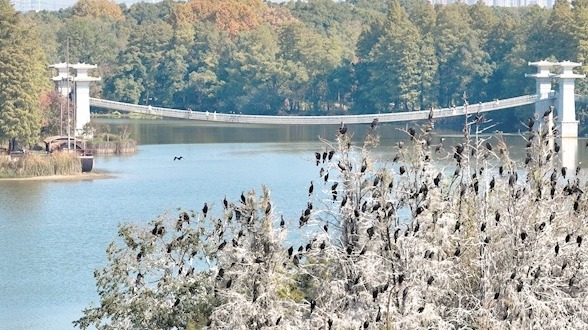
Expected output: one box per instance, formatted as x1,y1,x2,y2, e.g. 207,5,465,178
104,21,173,105
278,22,344,113
224,25,289,114
363,0,422,112
125,0,174,25
154,46,188,107
545,0,574,61
0,0,47,147
434,2,492,106
570,0,588,97
182,22,233,111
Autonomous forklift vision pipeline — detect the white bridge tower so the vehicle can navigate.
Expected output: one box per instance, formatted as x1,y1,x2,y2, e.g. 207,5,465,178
49,63,101,137
527,60,585,139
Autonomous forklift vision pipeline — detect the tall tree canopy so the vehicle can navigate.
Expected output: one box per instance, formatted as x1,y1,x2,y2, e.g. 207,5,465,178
0,0,47,147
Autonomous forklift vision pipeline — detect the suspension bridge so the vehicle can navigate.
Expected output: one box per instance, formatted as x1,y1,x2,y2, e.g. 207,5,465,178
53,60,585,138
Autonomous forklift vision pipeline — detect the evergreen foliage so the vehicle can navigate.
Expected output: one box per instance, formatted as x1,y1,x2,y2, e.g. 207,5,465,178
0,0,47,146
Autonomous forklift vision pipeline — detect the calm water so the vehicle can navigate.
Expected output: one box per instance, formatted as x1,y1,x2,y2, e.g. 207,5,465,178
0,119,585,329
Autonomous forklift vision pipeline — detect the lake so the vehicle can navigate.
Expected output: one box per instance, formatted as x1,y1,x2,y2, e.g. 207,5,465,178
0,118,584,329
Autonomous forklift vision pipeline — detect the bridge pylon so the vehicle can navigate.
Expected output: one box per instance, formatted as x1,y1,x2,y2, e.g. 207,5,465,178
49,63,101,138
555,61,585,138
526,60,585,139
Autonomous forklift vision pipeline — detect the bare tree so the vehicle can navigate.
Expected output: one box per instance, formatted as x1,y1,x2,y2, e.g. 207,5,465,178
75,110,588,329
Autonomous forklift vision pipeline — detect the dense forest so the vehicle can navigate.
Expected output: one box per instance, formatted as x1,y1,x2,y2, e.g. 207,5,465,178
4,0,588,144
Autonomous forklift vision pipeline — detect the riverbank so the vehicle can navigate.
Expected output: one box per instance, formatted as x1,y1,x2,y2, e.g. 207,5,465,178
0,172,115,181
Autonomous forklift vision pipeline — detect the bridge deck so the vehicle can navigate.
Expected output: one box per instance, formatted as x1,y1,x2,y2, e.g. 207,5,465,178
90,94,542,125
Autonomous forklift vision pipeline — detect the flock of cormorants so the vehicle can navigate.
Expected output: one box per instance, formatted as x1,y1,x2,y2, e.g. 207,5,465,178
117,107,588,329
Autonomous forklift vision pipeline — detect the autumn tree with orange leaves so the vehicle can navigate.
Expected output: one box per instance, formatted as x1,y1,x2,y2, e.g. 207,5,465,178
170,0,265,37
72,0,124,21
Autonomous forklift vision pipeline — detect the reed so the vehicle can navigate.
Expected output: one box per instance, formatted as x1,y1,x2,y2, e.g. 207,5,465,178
50,152,82,175
0,152,81,178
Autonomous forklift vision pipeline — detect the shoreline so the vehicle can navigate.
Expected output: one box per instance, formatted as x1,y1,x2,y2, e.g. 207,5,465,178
0,172,115,182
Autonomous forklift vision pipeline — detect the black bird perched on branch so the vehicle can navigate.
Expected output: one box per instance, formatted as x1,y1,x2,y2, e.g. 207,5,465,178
434,173,442,187
338,122,347,135
202,203,208,217
486,141,492,151
526,117,534,131
408,127,416,140
543,106,553,118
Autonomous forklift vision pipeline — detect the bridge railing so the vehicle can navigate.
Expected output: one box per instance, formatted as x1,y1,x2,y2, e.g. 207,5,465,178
90,94,542,125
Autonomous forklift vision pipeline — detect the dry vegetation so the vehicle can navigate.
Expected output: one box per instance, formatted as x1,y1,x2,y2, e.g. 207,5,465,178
0,152,81,178
76,109,588,329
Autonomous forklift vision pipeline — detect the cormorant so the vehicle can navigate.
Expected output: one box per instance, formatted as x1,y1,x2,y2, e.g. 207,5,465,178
265,202,271,215
327,150,335,161
454,245,461,257
543,106,553,118
202,203,208,217
339,122,347,135
408,127,416,140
